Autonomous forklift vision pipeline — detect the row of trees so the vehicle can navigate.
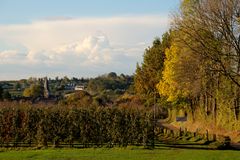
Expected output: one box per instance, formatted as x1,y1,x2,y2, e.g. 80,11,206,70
157,0,240,125
0,103,154,148
134,0,240,131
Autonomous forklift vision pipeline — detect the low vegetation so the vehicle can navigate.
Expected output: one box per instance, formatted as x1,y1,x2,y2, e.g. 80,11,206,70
0,102,156,148
0,148,240,160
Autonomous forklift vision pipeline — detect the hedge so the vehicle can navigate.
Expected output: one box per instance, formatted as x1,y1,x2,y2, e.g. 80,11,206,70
0,103,155,148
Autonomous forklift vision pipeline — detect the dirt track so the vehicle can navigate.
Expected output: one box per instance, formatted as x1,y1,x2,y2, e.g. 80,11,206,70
156,119,240,150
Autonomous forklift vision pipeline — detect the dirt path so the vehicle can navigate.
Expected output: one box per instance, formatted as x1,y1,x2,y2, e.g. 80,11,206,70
230,143,240,149
156,119,179,131
156,119,240,150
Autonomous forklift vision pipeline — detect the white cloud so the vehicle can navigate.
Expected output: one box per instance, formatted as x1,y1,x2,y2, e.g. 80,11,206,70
0,50,27,64
0,15,170,79
54,33,112,64
0,50,18,59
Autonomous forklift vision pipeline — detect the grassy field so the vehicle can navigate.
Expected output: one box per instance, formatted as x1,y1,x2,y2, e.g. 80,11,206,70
0,147,240,160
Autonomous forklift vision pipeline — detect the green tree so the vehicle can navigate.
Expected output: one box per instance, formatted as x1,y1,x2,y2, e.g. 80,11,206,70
108,72,117,79
87,73,133,97
2,91,11,100
14,82,21,91
62,76,70,85
134,34,171,104
23,84,43,98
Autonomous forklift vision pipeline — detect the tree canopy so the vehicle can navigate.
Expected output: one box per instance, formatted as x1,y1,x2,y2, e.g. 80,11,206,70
155,0,240,125
157,43,202,102
174,0,240,87
134,33,171,104
23,84,44,98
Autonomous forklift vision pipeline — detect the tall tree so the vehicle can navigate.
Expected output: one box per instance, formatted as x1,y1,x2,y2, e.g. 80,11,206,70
157,43,202,102
171,0,240,121
134,33,171,104
174,0,240,87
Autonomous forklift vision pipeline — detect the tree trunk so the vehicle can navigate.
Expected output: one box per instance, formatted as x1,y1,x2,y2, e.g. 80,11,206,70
213,97,217,125
234,61,240,120
234,87,240,120
190,99,195,122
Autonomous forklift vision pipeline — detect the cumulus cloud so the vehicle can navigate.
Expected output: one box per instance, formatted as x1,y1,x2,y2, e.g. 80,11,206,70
0,50,27,64
0,15,170,79
54,33,112,65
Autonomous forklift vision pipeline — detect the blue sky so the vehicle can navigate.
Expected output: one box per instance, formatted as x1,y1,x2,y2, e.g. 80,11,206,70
0,0,180,80
0,0,179,24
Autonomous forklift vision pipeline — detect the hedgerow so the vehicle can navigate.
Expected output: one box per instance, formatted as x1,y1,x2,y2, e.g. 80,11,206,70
0,102,155,148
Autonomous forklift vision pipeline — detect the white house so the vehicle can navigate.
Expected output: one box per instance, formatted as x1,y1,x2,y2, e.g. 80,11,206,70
74,85,85,91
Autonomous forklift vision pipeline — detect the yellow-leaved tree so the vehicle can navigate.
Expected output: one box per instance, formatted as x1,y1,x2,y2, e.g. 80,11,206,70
157,43,202,103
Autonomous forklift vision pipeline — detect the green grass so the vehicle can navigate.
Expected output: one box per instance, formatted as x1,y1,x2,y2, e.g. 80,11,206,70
0,147,240,160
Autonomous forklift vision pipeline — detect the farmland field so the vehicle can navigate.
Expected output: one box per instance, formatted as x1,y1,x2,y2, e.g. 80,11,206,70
0,147,240,160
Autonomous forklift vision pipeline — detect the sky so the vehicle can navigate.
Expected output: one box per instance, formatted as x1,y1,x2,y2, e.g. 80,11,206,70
0,0,180,80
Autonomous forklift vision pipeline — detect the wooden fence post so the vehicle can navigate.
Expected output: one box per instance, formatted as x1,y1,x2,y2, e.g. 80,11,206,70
206,130,209,141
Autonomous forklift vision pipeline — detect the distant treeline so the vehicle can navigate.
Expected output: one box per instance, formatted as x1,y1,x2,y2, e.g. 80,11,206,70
0,72,134,104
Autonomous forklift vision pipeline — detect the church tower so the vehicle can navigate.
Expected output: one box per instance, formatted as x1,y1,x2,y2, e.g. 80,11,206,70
44,77,50,98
